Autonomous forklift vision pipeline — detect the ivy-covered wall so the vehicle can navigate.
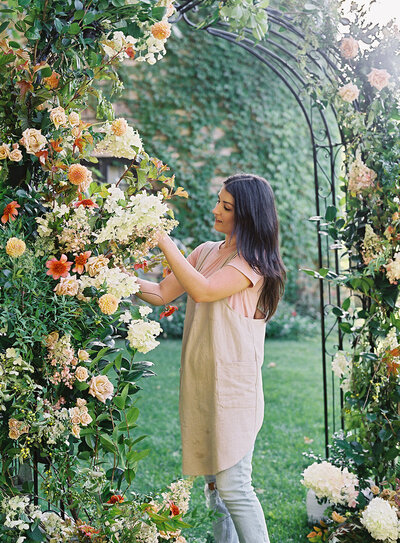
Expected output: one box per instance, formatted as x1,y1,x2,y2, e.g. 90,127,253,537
119,24,325,308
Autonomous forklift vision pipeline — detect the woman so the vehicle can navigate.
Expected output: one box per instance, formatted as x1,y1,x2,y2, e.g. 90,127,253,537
136,173,285,543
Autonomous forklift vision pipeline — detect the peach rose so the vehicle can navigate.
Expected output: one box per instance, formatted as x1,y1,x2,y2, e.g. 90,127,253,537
151,20,171,40
69,407,81,424
0,143,10,159
367,68,391,91
50,106,67,129
80,411,93,426
111,118,128,136
9,427,20,439
68,111,80,127
338,83,359,103
76,398,87,407
78,349,90,361
9,418,20,428
9,148,22,162
71,424,81,438
339,37,359,59
20,128,47,155
89,375,114,403
85,255,110,277
54,275,80,296
75,366,89,382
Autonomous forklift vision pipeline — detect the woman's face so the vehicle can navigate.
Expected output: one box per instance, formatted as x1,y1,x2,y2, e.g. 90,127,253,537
212,187,235,236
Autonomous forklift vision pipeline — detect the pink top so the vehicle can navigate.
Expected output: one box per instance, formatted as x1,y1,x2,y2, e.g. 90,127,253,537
187,240,264,318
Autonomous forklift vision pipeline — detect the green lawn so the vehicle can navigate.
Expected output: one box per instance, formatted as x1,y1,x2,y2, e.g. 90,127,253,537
132,337,333,543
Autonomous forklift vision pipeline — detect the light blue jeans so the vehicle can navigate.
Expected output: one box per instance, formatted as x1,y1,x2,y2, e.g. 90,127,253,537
204,449,270,543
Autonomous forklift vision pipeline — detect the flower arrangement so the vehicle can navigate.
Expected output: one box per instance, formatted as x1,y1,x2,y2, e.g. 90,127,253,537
0,0,195,541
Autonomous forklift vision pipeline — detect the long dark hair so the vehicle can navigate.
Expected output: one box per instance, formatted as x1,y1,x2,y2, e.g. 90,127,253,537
224,173,286,321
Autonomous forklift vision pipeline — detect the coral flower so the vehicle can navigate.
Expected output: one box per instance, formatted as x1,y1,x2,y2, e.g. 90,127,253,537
134,260,148,271
67,163,90,186
151,21,171,40
1,201,20,224
74,199,99,209
170,502,180,516
160,305,178,319
73,251,91,274
46,254,73,280
78,525,100,537
107,494,124,504
126,46,135,59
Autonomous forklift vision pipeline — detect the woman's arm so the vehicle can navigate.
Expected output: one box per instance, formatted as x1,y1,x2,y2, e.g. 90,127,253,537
157,234,251,303
136,273,185,306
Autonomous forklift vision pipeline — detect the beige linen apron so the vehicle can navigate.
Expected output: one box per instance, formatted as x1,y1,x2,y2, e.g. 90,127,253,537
180,244,266,476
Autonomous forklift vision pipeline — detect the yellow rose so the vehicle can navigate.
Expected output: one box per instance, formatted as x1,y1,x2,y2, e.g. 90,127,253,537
98,293,119,315
6,237,26,257
20,128,47,155
49,106,67,129
89,375,114,403
75,366,89,382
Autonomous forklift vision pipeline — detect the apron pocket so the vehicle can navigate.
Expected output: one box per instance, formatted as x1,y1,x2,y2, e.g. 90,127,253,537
215,359,258,408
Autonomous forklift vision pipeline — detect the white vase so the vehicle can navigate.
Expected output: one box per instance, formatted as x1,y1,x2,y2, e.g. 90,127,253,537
306,489,331,524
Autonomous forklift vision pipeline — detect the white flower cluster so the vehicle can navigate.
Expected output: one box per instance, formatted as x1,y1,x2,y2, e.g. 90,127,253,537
162,478,193,515
136,520,159,543
38,408,69,445
301,461,359,507
80,267,139,300
127,319,162,353
94,122,143,159
360,497,400,542
96,192,172,244
331,351,352,391
1,494,41,540
376,327,399,355
101,31,136,60
40,512,76,543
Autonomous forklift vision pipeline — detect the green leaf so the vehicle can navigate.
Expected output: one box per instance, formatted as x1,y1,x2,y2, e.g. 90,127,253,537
99,434,117,453
68,22,81,35
126,405,139,425
325,205,337,221
0,20,9,34
342,297,351,311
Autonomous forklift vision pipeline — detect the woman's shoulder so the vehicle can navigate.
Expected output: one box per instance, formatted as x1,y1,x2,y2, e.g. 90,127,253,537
228,253,264,287
187,240,219,266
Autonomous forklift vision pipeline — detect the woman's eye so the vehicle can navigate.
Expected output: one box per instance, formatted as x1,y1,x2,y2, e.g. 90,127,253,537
224,207,231,211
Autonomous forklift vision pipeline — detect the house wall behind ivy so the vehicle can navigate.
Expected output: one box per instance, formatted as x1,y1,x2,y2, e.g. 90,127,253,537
119,24,330,309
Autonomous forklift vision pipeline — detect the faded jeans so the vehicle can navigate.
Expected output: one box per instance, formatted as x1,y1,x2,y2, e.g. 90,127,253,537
204,449,270,543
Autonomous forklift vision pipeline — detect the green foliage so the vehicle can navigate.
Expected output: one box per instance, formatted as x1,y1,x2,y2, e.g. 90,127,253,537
119,24,320,305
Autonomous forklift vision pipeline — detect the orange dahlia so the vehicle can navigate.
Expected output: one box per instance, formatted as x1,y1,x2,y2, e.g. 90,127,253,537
73,251,91,274
46,254,73,280
151,21,171,40
1,201,20,224
67,163,90,186
107,494,124,504
74,199,99,209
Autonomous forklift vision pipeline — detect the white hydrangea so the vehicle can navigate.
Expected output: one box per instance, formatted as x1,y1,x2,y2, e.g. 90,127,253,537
2,495,42,533
97,267,140,299
136,520,159,543
95,123,143,159
301,461,359,507
36,216,52,237
104,185,126,214
127,319,162,353
331,351,351,378
162,478,193,515
40,511,76,541
139,305,152,317
101,31,137,60
376,327,399,355
360,497,400,542
120,310,133,323
96,192,169,244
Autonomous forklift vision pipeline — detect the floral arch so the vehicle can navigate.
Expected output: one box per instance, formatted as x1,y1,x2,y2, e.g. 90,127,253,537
0,0,399,541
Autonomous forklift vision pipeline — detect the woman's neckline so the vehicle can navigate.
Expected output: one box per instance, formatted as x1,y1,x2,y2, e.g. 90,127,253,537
218,240,236,251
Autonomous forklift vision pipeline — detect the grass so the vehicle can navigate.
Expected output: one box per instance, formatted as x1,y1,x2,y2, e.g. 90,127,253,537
132,337,335,543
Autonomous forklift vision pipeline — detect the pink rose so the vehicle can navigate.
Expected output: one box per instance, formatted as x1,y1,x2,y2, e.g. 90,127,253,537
340,37,359,59
89,375,114,403
338,83,360,103
367,68,391,91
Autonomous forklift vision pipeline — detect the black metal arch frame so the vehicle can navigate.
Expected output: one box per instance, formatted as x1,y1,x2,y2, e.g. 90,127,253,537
174,1,348,456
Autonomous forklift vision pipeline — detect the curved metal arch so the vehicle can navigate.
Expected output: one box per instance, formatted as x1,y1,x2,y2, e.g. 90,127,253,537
174,2,346,456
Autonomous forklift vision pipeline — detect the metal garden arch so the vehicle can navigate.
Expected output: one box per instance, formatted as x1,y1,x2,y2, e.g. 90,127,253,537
174,0,349,456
